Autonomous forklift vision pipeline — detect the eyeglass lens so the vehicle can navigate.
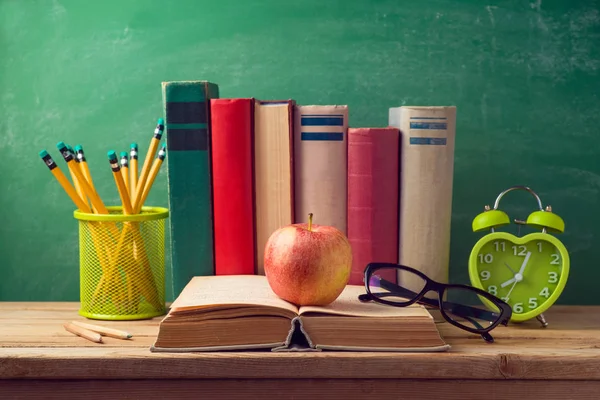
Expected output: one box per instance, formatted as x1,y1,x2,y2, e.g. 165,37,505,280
368,268,426,305
369,266,502,331
442,287,501,331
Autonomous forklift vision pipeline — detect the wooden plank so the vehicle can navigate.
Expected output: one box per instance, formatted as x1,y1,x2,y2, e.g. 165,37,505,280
2,379,599,400
2,346,600,380
1,303,600,381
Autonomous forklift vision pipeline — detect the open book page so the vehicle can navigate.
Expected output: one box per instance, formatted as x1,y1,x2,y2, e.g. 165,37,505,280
170,275,299,315
298,284,431,318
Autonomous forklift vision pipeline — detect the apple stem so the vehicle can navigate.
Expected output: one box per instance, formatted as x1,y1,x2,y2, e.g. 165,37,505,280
308,213,313,231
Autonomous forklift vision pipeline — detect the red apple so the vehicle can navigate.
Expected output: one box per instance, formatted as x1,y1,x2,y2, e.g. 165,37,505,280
264,213,352,306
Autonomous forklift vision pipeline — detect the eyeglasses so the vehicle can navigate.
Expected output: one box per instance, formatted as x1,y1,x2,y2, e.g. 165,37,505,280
358,263,512,343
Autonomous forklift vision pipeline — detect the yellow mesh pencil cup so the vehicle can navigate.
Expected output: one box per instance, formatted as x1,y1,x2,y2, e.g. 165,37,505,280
74,206,169,320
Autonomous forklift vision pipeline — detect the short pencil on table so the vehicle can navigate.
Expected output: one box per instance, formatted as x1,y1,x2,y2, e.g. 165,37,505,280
72,320,133,340
63,322,103,343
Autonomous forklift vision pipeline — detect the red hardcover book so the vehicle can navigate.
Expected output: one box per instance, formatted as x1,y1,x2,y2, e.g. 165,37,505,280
347,127,399,285
210,98,255,275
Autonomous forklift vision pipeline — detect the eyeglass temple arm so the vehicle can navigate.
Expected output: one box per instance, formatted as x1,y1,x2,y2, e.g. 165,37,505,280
370,292,495,343
460,314,495,343
376,278,502,323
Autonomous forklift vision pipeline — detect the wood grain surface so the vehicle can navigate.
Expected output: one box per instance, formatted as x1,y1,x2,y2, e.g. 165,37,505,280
2,302,600,399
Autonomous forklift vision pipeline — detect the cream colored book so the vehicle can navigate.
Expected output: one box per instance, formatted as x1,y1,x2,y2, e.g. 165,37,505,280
294,105,348,234
389,106,457,295
150,275,450,353
254,100,295,275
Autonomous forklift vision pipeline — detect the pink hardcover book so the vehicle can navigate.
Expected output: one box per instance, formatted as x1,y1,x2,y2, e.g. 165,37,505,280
347,127,400,285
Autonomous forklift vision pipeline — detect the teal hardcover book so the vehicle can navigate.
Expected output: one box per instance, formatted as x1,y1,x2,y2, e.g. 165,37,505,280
162,81,219,298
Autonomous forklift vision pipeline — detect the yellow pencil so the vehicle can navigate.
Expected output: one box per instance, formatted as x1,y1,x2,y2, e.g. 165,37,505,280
57,142,108,214
129,143,138,200
132,118,164,213
108,151,152,305
119,152,130,197
39,150,92,213
41,150,115,309
108,151,133,215
58,144,122,307
66,145,88,208
136,143,166,214
74,144,99,213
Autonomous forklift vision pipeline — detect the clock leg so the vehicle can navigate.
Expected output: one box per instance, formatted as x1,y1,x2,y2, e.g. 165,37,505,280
536,313,548,328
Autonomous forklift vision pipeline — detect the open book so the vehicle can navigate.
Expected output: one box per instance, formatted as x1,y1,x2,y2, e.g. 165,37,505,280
150,275,450,352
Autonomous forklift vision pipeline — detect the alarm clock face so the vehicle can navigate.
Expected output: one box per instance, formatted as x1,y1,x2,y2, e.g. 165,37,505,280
473,234,566,317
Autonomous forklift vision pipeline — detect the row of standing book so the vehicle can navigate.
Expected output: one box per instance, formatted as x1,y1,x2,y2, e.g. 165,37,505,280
162,81,457,297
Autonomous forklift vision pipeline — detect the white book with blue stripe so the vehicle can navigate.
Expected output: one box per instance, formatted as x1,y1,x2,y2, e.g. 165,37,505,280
294,105,348,234
389,106,457,295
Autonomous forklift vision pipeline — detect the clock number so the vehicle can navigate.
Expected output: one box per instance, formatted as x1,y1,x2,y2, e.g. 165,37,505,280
537,242,543,252
550,254,560,265
540,287,550,298
548,272,558,283
512,245,527,256
513,303,523,313
487,285,497,295
493,241,505,252
528,298,538,309
479,253,493,264
480,270,491,281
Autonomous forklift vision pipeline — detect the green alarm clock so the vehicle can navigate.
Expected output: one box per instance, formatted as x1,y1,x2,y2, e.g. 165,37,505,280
468,186,570,327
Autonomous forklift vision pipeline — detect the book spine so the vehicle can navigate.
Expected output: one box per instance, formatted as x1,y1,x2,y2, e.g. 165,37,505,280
254,100,295,275
294,105,348,234
210,98,255,275
162,81,219,297
389,106,457,292
347,128,400,285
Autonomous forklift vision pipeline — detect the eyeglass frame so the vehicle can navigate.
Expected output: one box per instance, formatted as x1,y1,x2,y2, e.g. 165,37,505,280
358,262,513,343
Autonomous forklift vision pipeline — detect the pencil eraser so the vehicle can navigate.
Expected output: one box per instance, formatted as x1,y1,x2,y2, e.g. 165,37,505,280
66,144,74,152
160,143,166,150
130,143,138,150
74,145,83,152
157,118,165,126
107,150,117,161
39,150,49,158
56,141,67,150
119,151,128,158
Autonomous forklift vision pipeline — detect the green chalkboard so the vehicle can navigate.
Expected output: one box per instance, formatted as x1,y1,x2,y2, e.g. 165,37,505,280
1,0,599,304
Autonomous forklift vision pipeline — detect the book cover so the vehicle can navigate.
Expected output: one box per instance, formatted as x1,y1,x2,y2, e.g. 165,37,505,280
150,275,450,353
210,98,255,275
254,100,295,275
162,81,219,297
347,127,400,285
294,105,348,234
388,106,457,294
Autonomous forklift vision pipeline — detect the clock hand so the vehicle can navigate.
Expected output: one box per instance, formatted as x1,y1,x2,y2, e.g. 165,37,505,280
501,252,531,301
501,277,516,288
501,253,530,288
504,262,517,275
504,279,518,302
518,251,532,276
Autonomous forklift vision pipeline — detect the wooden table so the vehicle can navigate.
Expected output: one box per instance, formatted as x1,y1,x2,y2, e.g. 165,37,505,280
1,303,600,399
